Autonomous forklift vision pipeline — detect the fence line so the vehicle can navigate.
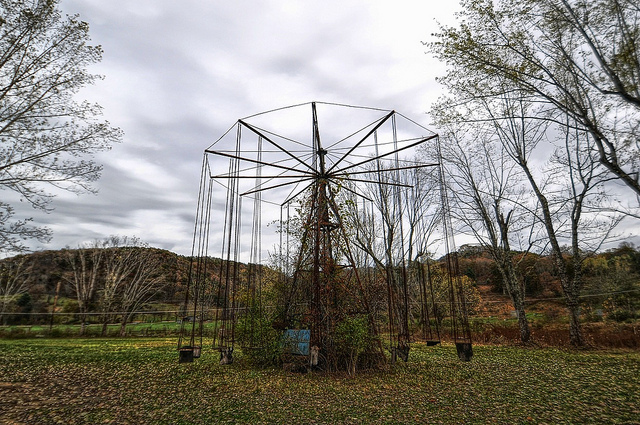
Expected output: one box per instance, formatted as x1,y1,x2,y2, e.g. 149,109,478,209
1,288,638,317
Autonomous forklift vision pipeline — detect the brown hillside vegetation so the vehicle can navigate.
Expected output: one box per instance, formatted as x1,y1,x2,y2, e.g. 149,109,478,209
1,243,639,347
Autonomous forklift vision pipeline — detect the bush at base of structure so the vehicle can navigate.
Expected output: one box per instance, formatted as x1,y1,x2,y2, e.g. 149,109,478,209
235,313,283,367
333,315,380,375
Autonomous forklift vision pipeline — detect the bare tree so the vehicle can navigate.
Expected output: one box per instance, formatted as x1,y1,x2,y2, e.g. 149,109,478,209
117,245,166,336
430,78,623,346
0,0,122,253
99,236,142,336
0,203,51,255
432,120,537,342
493,92,621,346
428,0,631,346
346,164,441,349
63,243,103,335
63,236,168,336
0,255,30,324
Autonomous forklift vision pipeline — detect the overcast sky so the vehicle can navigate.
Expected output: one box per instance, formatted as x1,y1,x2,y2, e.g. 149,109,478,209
14,0,461,255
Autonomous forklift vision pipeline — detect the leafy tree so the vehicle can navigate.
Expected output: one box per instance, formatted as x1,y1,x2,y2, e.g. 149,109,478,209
0,0,122,253
16,291,32,323
428,0,640,199
428,0,630,346
583,243,640,321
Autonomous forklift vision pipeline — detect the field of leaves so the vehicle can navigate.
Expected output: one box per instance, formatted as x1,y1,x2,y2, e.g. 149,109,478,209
0,338,638,424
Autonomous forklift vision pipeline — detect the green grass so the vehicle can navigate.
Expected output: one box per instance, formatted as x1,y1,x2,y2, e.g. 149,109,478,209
0,321,219,338
0,339,638,424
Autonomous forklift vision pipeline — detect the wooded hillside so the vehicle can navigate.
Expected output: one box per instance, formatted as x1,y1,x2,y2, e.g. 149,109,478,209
1,242,638,344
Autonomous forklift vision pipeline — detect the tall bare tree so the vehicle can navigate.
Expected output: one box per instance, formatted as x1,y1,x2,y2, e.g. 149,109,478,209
491,91,620,346
0,0,122,253
431,120,537,342
64,243,103,335
99,236,143,336
64,236,167,335
345,164,441,348
117,245,166,336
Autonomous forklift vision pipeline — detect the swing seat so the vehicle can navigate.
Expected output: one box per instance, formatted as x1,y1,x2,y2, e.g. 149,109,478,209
219,347,234,365
455,341,473,362
179,346,194,363
192,346,202,358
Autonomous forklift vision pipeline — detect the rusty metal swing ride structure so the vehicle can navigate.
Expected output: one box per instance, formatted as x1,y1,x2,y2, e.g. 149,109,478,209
178,102,472,369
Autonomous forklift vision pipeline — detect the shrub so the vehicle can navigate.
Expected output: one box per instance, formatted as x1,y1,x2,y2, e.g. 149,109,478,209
334,315,372,376
608,309,636,323
235,311,282,366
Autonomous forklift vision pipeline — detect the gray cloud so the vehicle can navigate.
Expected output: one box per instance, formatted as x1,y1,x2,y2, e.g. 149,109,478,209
9,0,461,255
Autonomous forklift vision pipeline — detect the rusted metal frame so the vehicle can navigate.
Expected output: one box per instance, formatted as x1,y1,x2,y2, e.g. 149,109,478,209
324,116,396,152
311,102,326,348
333,181,375,204
312,102,324,170
240,176,315,197
246,136,264,349
333,163,439,177
206,148,314,176
190,173,213,349
436,139,466,343
284,183,318,324
229,193,244,349
179,155,209,350
326,110,395,174
312,181,323,348
216,135,241,350
195,175,215,350
212,174,311,179
391,113,411,348
333,176,413,188
213,157,313,199
332,133,438,175
281,180,316,206
238,119,317,174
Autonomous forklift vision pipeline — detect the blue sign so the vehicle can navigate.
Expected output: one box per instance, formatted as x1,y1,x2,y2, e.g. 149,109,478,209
283,329,310,356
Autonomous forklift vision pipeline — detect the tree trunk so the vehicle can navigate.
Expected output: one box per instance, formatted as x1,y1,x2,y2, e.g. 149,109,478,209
120,317,128,337
507,264,530,343
566,297,584,347
79,306,87,336
513,297,531,343
494,208,531,344
521,163,587,347
501,266,531,343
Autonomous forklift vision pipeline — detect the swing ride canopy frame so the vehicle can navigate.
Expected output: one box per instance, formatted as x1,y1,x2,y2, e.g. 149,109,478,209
178,101,473,367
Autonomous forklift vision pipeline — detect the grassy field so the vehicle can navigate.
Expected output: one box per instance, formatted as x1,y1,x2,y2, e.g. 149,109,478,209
0,339,638,424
